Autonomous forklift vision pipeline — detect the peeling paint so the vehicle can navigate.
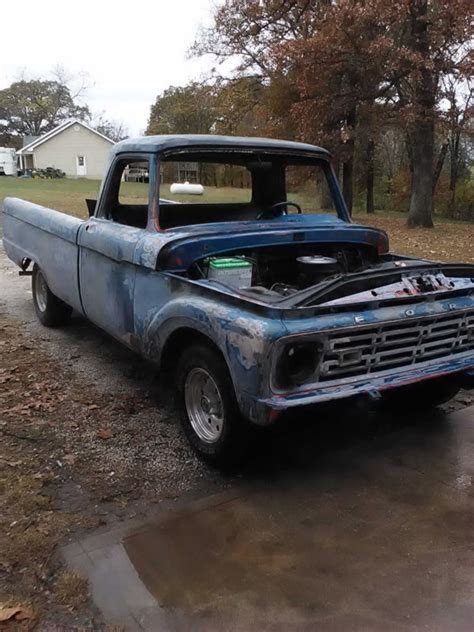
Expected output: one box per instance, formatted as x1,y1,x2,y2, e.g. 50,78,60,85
2,136,473,430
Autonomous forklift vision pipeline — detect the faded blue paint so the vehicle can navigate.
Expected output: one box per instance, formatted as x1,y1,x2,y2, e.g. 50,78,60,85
2,198,84,313
281,294,474,333
155,217,386,272
256,352,474,411
2,134,473,427
111,134,331,159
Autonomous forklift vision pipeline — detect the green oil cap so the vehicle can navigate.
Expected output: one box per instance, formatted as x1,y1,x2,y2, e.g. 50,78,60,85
208,257,252,269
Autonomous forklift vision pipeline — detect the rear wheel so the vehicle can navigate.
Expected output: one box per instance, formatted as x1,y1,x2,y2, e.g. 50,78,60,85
32,264,72,327
176,343,252,467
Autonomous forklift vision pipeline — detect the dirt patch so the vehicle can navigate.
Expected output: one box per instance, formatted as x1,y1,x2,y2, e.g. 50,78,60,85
0,310,219,627
351,212,474,263
0,299,472,627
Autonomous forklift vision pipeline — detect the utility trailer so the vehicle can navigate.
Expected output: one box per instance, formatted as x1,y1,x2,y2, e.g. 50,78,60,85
0,147,17,176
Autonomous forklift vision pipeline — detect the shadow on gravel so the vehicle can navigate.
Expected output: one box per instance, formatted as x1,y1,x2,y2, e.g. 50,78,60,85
48,312,466,487
55,318,472,630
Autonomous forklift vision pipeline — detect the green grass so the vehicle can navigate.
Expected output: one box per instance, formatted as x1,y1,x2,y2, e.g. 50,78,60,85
0,176,101,218
0,178,254,218
160,183,252,205
0,177,330,216
0,176,462,223
1,176,472,262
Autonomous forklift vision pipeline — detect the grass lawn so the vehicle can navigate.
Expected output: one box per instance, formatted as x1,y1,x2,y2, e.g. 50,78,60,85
1,176,472,263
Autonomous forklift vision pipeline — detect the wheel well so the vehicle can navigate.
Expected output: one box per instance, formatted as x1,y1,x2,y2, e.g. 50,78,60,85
160,328,225,375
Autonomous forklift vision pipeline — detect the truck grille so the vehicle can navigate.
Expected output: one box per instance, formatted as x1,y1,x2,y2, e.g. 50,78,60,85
319,309,474,381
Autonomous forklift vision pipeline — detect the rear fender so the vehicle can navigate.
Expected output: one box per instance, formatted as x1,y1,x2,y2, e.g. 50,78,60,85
2,198,84,313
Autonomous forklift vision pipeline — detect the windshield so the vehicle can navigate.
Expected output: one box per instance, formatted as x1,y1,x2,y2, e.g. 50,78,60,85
158,151,342,229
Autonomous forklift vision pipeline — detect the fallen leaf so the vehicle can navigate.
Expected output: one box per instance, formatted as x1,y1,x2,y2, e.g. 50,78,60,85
96,428,113,440
0,605,34,622
63,454,76,465
14,607,34,621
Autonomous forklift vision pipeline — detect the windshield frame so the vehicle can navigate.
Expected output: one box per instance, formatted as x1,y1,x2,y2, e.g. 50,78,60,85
154,147,350,230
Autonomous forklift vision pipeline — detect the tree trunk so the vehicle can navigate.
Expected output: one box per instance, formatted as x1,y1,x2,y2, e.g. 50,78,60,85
433,142,448,193
407,122,434,227
366,139,375,214
342,159,353,216
406,0,435,228
448,183,457,218
341,104,356,216
321,173,334,210
447,131,460,217
405,133,414,179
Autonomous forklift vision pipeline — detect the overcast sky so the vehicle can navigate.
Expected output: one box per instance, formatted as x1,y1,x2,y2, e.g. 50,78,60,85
2,0,217,136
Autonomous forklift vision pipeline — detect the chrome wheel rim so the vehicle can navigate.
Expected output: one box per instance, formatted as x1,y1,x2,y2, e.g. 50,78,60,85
184,368,224,443
35,270,48,312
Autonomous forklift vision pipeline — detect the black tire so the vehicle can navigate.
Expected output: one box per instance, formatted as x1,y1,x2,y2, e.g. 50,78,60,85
381,376,460,413
457,372,474,390
176,343,253,468
32,264,72,327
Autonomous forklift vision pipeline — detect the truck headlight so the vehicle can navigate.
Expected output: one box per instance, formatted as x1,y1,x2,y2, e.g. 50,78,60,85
276,342,322,388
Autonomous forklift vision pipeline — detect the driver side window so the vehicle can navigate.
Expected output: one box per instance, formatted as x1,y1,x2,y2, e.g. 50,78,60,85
103,157,151,228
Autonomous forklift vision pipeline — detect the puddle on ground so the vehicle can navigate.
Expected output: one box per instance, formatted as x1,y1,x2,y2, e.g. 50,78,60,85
67,406,474,630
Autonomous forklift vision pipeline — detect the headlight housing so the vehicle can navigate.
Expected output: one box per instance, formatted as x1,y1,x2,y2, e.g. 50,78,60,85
275,341,322,388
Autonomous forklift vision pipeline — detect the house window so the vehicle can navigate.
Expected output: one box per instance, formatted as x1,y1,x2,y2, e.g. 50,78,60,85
77,156,85,167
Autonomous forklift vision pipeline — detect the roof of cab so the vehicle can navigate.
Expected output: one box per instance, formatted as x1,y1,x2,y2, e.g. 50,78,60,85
111,134,331,158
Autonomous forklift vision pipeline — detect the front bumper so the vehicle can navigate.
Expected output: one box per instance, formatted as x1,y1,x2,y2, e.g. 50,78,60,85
248,350,474,422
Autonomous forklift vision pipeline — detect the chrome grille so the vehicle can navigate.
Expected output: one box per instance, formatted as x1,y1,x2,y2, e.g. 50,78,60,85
319,309,474,381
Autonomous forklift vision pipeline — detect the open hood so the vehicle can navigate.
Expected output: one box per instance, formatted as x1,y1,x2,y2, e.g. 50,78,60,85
155,216,388,272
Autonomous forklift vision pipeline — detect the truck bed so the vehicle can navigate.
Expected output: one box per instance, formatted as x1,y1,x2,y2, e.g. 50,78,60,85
2,197,84,313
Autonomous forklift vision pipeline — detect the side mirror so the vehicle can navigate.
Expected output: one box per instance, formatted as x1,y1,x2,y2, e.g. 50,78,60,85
85,198,96,217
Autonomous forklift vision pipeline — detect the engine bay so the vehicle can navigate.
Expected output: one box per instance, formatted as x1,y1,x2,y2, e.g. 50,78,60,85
193,243,377,296
190,243,474,308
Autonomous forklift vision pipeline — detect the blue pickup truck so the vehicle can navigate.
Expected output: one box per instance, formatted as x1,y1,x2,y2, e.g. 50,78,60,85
2,135,473,465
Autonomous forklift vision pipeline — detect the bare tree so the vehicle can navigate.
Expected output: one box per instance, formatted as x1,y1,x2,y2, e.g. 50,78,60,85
91,113,128,142
440,75,473,216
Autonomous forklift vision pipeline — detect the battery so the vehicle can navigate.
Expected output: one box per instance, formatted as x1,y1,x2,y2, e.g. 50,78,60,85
207,257,253,288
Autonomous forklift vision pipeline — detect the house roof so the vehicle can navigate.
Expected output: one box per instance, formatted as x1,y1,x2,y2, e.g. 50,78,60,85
22,135,40,148
112,134,331,158
17,119,115,154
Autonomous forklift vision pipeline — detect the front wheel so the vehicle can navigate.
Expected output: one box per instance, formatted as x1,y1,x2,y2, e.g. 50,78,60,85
32,264,72,327
176,343,252,467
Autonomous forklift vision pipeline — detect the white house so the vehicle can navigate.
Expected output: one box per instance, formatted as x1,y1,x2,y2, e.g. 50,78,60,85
16,119,115,179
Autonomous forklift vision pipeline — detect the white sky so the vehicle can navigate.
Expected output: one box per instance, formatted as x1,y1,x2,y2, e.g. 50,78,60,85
1,0,217,136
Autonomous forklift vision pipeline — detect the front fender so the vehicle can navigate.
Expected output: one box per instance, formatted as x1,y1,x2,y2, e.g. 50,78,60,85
142,296,286,407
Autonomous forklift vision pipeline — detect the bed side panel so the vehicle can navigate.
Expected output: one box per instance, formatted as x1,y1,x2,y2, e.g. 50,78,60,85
2,198,84,313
